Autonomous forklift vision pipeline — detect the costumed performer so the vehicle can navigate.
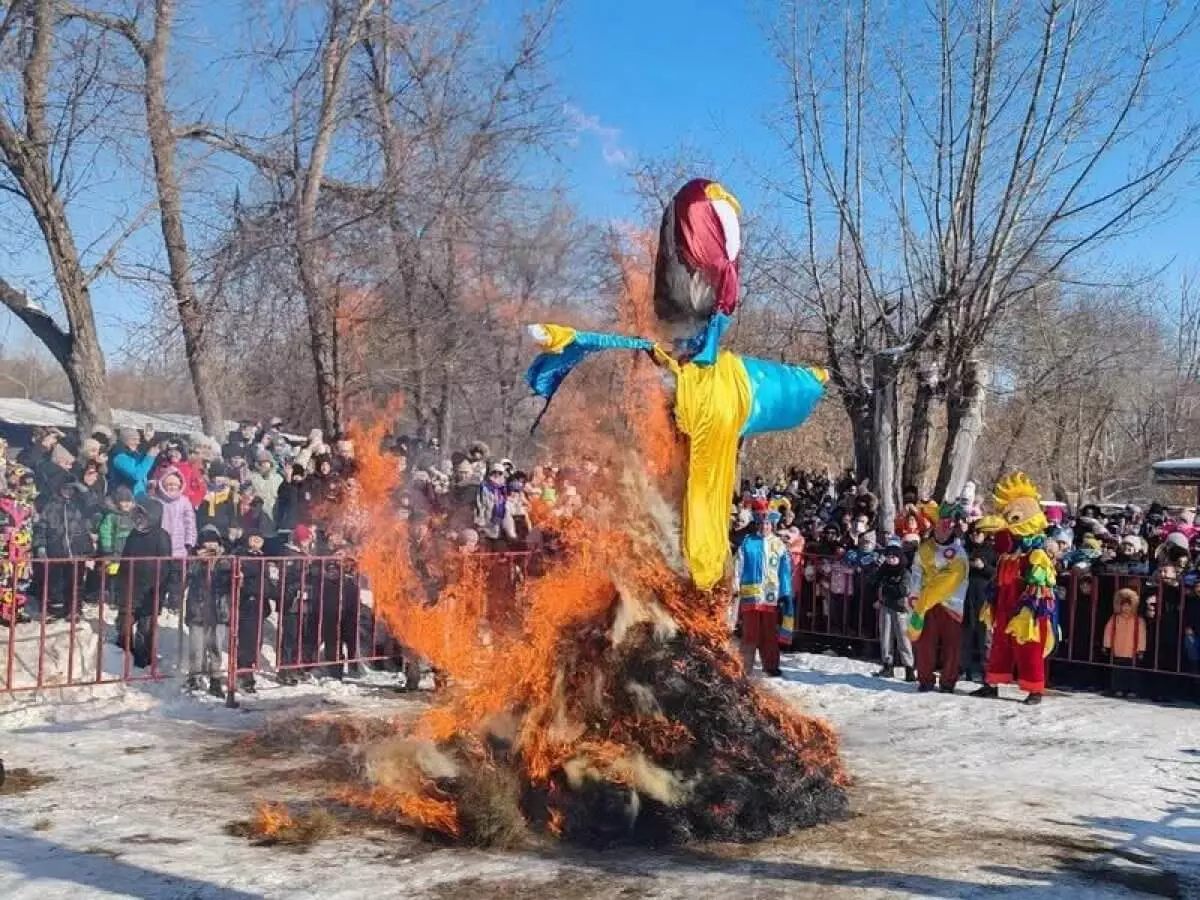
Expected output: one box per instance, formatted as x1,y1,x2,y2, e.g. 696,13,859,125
732,502,792,677
906,502,969,693
972,473,1058,706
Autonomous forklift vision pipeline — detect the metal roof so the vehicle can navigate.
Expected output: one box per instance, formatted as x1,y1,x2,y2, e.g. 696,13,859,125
1151,458,1200,484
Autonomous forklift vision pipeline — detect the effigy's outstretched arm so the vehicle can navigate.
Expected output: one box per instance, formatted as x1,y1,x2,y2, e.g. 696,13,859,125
526,323,826,592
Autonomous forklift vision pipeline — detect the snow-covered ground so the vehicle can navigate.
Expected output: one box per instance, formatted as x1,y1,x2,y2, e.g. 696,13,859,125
0,653,1197,899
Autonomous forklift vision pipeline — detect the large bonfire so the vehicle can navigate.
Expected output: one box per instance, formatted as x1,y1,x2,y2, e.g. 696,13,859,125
324,261,848,850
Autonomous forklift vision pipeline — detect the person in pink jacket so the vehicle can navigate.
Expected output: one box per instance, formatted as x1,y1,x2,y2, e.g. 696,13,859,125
156,468,197,612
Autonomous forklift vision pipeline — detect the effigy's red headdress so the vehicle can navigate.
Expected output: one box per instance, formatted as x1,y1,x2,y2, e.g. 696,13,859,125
653,178,742,325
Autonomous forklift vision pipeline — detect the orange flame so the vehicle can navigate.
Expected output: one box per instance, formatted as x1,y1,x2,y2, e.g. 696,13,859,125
316,247,844,838
248,801,296,838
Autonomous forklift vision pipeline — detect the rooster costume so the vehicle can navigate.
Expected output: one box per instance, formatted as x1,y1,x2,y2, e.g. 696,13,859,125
974,473,1058,705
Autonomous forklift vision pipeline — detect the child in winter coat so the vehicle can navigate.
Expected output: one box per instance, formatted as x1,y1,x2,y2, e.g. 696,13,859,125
156,468,197,612
118,499,171,669
184,525,234,697
233,529,279,693
98,488,137,558
870,541,915,681
98,487,137,607
1103,587,1147,697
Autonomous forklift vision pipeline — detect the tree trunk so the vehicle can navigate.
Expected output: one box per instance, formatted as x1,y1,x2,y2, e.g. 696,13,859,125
845,389,874,483
0,0,111,436
435,368,452,452
291,0,375,439
144,0,224,436
934,360,987,501
37,199,111,436
902,362,938,498
872,351,901,539
298,272,344,438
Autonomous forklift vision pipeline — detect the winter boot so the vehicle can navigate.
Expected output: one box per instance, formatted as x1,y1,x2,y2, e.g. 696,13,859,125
872,664,895,679
1022,693,1043,706
277,670,299,687
237,674,257,695
208,677,226,700
972,684,999,698
183,674,204,693
904,666,917,683
917,683,935,693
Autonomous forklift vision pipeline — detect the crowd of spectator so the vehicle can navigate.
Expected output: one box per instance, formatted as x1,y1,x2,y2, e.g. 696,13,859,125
0,419,357,696
393,436,590,557
4,428,1197,707
733,469,1200,703
0,423,594,700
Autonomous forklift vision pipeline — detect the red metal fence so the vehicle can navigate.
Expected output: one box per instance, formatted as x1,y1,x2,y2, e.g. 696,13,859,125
2,552,1197,703
0,552,535,706
791,554,1200,697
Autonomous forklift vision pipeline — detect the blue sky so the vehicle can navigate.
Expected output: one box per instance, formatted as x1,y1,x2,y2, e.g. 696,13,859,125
3,0,1200,360
550,0,1200,283
548,0,780,220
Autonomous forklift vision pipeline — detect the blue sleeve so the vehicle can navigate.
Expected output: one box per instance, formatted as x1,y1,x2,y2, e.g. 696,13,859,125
739,356,826,437
137,453,156,478
779,546,793,598
111,452,139,482
113,451,156,484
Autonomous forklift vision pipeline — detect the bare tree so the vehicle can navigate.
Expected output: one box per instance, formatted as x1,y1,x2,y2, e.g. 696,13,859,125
357,0,561,445
64,0,226,436
177,0,377,437
770,0,1200,502
0,0,113,435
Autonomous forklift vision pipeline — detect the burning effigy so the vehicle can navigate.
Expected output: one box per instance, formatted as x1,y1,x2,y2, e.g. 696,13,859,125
322,180,849,849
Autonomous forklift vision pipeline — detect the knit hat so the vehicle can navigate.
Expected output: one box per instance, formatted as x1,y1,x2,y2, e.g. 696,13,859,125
114,486,134,503
293,524,314,544
199,524,222,543
1164,532,1189,551
81,437,101,458
118,427,139,444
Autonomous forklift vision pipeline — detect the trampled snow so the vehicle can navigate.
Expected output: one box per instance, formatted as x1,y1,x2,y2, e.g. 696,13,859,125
0,653,1196,899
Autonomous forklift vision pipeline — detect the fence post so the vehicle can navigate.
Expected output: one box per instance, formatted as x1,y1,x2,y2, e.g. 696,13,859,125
173,559,185,679
226,557,239,708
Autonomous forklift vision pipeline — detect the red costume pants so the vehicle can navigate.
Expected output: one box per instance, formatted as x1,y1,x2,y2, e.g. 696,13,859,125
986,618,1049,694
914,605,963,690
740,607,780,673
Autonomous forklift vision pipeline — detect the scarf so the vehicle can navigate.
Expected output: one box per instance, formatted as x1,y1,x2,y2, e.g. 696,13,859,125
205,486,232,517
484,481,507,523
